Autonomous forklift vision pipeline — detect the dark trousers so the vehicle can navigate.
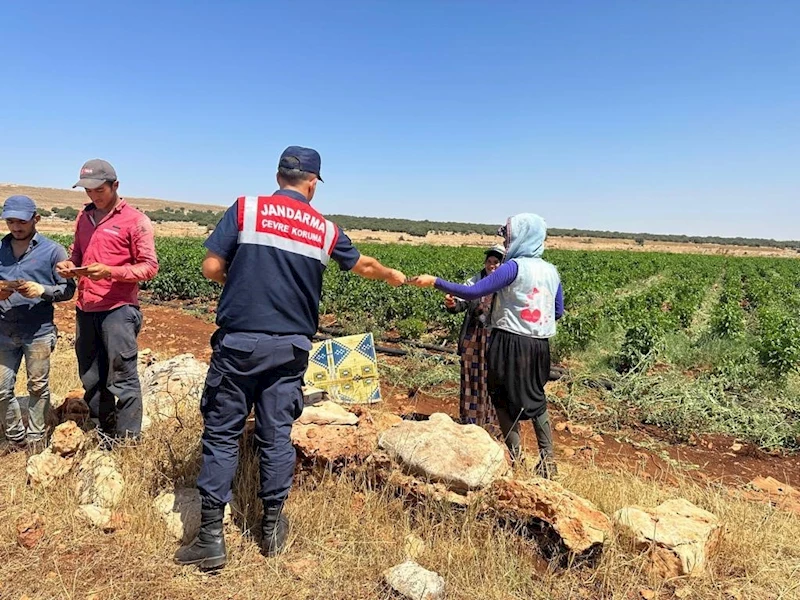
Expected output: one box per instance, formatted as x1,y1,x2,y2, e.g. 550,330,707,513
495,405,554,459
196,330,310,507
488,329,554,458
76,305,143,438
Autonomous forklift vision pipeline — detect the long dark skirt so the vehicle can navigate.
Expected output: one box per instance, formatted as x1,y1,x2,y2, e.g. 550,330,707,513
458,324,498,433
487,329,551,421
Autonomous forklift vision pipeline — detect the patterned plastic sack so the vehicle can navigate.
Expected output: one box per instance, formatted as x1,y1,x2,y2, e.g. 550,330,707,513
304,333,381,404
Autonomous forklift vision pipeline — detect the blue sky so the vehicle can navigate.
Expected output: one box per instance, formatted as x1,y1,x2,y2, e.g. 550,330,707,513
1,1,798,239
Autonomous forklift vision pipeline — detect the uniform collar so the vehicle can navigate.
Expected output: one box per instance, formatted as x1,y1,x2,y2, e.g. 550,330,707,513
274,189,309,204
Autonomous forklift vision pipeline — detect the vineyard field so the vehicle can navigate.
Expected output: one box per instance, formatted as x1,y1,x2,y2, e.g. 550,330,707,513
52,235,800,449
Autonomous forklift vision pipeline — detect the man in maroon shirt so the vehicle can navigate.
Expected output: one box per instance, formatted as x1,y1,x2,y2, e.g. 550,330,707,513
56,159,159,445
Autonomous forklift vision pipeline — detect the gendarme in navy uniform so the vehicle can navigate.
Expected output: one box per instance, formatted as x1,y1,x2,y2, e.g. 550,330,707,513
175,146,406,570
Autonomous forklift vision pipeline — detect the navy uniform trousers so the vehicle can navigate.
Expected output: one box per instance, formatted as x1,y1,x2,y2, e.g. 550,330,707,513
196,329,312,507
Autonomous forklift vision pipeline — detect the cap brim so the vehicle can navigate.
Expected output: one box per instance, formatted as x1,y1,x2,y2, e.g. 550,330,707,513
73,178,106,189
1,210,36,221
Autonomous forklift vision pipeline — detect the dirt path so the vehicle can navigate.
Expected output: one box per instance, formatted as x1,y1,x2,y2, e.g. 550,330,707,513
54,300,216,362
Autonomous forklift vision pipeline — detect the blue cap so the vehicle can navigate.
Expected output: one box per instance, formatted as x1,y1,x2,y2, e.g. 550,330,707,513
278,146,324,182
2,195,37,221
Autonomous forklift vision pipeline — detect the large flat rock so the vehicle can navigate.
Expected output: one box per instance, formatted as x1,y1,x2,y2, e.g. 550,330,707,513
378,413,509,493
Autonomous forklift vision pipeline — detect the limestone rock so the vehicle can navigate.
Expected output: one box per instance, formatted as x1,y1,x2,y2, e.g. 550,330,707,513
292,423,377,467
76,505,113,530
404,534,426,560
485,478,611,558
140,354,208,430
614,498,723,578
749,476,798,496
564,422,594,437
152,488,232,542
369,451,473,506
383,560,445,600
75,505,123,531
16,512,45,549
53,390,90,426
75,451,124,508
75,451,127,532
748,476,800,512
26,448,74,487
75,505,128,532
138,348,157,369
50,421,85,457
349,406,403,432
378,413,509,493
298,401,359,426
292,408,400,468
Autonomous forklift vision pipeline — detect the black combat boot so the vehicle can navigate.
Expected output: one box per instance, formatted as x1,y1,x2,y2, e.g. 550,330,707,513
174,503,227,570
261,501,290,557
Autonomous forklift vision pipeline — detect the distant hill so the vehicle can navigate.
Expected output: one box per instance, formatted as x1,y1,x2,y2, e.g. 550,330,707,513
0,183,225,213
329,215,800,250
2,184,797,250
0,183,227,229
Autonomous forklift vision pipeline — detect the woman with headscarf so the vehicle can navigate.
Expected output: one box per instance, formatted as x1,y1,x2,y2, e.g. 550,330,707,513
445,244,505,433
411,214,564,478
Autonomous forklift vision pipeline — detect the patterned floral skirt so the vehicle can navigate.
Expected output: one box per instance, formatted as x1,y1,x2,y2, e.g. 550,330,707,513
459,325,499,435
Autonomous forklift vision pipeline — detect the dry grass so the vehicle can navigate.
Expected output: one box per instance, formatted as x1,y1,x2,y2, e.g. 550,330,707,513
2,346,800,599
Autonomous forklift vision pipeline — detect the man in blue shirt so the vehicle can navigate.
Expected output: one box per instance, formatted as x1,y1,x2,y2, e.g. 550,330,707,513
175,147,406,570
0,196,75,451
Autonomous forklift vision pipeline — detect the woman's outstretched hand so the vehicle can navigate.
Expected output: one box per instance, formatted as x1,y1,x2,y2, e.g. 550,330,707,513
407,275,437,288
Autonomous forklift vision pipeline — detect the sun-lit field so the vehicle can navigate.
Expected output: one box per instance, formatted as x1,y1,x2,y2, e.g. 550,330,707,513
113,238,800,450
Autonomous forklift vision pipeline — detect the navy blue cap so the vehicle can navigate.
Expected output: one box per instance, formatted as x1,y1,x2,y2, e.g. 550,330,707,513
2,195,37,221
278,146,324,182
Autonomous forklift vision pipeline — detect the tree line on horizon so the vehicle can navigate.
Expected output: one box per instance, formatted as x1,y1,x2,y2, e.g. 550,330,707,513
326,214,800,250
43,206,800,250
